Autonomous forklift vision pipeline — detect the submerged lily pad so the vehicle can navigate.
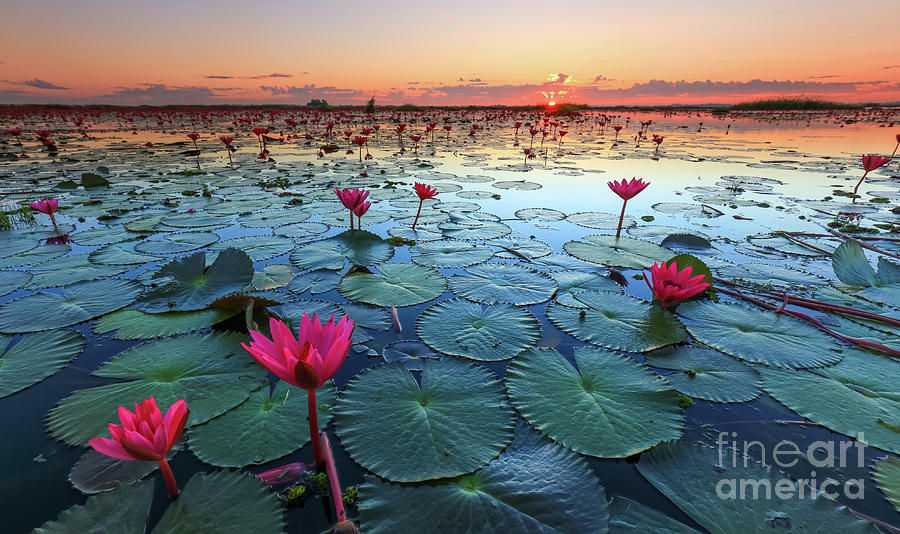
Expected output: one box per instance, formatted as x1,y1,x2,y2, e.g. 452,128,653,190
0,278,142,333
547,291,687,352
335,358,515,482
357,424,609,533
338,263,446,307
564,235,672,269
290,230,394,270
190,381,336,467
47,332,265,445
250,264,293,290
0,329,85,398
644,345,762,403
676,301,842,368
417,298,541,361
506,347,683,457
448,263,557,305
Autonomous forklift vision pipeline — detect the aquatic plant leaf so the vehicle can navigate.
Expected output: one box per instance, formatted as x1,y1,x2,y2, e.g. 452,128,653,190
0,329,85,398
357,424,609,533
93,308,237,340
134,231,219,255
381,340,439,371
288,269,340,294
564,235,672,269
0,244,69,269
251,264,293,290
334,358,515,482
69,441,183,494
644,345,762,403
28,254,131,287
139,248,253,312
47,332,265,445
338,263,446,307
417,298,540,361
608,497,701,534
210,235,294,261
0,269,31,296
833,240,878,286
506,347,683,457
89,243,162,265
546,291,687,353
189,381,336,467
410,239,494,268
0,278,141,333
33,481,152,534
873,455,900,512
676,301,841,368
448,263,557,305
289,230,393,270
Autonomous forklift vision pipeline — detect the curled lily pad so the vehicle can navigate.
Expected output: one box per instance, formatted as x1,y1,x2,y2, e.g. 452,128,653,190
47,332,265,446
290,230,394,270
334,358,515,482
448,263,557,305
139,248,254,312
417,298,540,361
189,381,336,467
0,278,142,333
0,329,85,398
338,263,446,307
547,291,687,353
382,340,440,371
357,423,609,533
564,235,673,269
644,345,762,403
676,301,842,368
506,347,683,458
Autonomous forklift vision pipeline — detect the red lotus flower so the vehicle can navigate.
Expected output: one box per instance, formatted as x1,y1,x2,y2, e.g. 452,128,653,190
89,397,188,498
608,178,650,238
410,134,421,142
219,136,233,146
334,187,369,229
252,127,270,137
412,182,438,230
854,154,892,202
30,198,58,225
352,200,371,219
643,260,710,309
187,133,200,141
35,130,51,139
242,315,354,466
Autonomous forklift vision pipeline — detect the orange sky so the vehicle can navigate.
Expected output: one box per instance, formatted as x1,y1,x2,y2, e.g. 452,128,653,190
2,0,899,105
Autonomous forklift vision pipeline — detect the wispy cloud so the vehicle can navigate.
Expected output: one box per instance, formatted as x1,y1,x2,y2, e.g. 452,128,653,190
6,78,69,90
204,75,234,79
99,83,224,104
249,73,293,79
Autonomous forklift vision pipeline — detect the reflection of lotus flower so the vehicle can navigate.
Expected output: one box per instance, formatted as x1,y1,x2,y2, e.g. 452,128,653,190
854,154,892,203
412,182,438,230
89,397,188,498
608,178,650,237
643,261,710,310
29,198,58,225
242,315,354,466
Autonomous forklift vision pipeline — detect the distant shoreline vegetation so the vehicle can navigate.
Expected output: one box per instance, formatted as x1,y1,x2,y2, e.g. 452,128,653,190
729,98,856,111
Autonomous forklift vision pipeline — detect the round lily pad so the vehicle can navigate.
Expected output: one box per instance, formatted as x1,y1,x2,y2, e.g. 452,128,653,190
644,345,762,403
417,298,540,361
93,308,237,340
251,264,293,290
410,240,494,268
676,301,842,368
47,332,265,445
515,207,566,222
33,480,152,534
89,244,162,265
0,270,31,296
190,381,336,467
139,249,254,312
448,263,557,305
382,340,440,371
0,244,69,269
488,237,552,260
0,278,142,333
334,358,515,482
0,329,85,398
28,254,131,287
564,235,673,269
210,235,294,261
547,291,687,352
134,232,219,255
290,230,394,270
288,269,340,294
567,211,636,230
357,423,609,533
338,263,446,307
506,347,683,457
873,455,900,512
69,441,183,494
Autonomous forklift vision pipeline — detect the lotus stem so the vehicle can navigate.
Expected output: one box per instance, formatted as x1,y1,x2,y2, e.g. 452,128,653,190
391,306,402,333
320,431,356,533
755,292,900,327
308,389,325,467
349,211,354,231
158,458,179,499
775,230,832,255
411,200,423,230
851,171,869,204
615,200,627,238
821,227,900,260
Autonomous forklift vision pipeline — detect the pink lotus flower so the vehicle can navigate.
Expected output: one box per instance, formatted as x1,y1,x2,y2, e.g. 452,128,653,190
89,397,188,498
30,198,58,225
854,154,892,202
333,187,369,230
187,133,200,150
643,261,710,309
412,182,438,230
352,200,371,224
242,315,354,466
608,178,650,238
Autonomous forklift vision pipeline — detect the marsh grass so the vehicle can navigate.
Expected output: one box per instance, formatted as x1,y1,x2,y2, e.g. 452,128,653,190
731,98,851,110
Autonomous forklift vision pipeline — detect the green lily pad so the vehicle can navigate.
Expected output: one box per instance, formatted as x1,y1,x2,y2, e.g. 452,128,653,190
439,220,512,240
340,302,391,330
251,264,293,290
334,358,515,482
873,455,900,512
410,239,494,268
547,291,687,352
564,235,673,269
417,298,541,361
0,270,31,296
69,441,183,494
515,207,566,222
139,248,254,312
93,308,238,340
0,244,69,269
338,263,446,307
488,237,552,259
72,225,133,246
676,301,842,368
161,212,233,228
151,470,285,534
506,347,683,457
636,439,880,534
33,481,152,534
644,345,762,403
357,424,609,533
713,262,826,288
551,270,622,296
28,254,131,287
89,244,162,265
210,235,294,261
381,340,440,371
0,278,142,333
0,329,85,398
833,240,900,287
134,232,219,255
288,269,340,294
239,209,309,228
567,211,636,230
758,349,900,454
448,263,557,305
609,497,701,534
290,230,394,270
190,381,336,467
47,332,265,445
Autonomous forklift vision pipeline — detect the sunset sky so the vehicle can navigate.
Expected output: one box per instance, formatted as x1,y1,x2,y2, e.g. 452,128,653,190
2,0,899,106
